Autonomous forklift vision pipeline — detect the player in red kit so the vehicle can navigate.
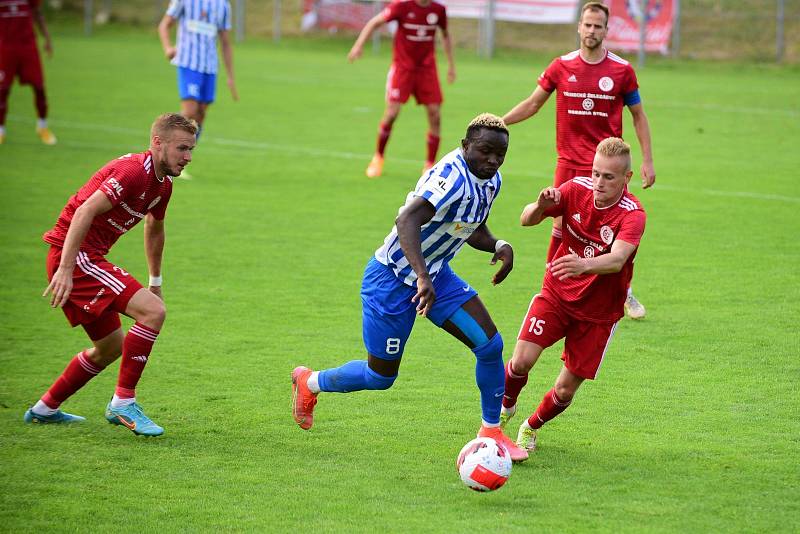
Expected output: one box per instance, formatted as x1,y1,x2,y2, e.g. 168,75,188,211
24,113,197,437
348,0,455,178
499,138,646,452
502,1,654,319
0,0,56,145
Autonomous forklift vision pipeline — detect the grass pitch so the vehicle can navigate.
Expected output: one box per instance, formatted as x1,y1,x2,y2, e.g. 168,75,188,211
1,20,799,532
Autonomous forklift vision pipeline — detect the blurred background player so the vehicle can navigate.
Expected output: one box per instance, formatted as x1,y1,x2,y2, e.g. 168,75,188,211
158,0,238,145
501,138,646,453
348,0,456,178
292,114,528,462
502,1,655,319
24,113,197,437
0,0,56,145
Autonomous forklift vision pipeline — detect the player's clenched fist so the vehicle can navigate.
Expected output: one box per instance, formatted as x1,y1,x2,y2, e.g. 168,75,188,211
538,186,561,207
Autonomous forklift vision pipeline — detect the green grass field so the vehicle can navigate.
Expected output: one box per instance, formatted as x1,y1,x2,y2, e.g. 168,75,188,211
1,20,799,532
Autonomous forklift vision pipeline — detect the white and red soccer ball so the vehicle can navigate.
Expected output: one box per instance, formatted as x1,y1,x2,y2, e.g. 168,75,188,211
456,437,512,491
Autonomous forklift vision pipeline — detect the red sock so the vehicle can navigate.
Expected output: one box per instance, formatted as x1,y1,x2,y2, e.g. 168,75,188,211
0,86,10,125
546,227,562,263
116,323,159,398
376,121,393,156
528,388,571,429
41,351,105,408
33,86,47,120
502,360,528,409
426,132,440,163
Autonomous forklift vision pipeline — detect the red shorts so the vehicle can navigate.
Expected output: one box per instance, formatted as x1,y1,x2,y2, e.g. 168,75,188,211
517,291,618,379
46,246,143,340
0,42,44,88
554,163,592,187
386,63,442,105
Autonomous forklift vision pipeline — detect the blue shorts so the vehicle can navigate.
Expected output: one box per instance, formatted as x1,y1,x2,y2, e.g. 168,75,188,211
177,67,216,104
361,257,478,360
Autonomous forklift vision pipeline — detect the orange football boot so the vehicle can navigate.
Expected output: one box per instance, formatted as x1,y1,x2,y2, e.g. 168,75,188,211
291,366,318,430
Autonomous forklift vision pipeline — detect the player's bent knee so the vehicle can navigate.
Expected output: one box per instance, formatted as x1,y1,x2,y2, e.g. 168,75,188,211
472,332,503,362
364,366,397,390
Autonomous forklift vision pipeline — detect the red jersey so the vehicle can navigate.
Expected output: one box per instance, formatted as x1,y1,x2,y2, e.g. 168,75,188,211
0,0,39,44
538,49,639,168
43,151,173,256
383,0,447,69
542,176,646,323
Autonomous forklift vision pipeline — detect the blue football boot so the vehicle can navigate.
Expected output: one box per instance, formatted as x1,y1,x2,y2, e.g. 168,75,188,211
105,401,164,436
24,408,86,424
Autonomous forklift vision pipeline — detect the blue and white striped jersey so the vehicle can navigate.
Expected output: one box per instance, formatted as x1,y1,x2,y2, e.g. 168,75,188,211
166,0,232,74
374,148,502,286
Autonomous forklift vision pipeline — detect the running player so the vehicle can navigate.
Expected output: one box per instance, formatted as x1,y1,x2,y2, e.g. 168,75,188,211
500,137,646,452
502,1,654,318
158,0,238,142
24,113,197,437
348,0,456,178
0,0,56,145
291,114,528,462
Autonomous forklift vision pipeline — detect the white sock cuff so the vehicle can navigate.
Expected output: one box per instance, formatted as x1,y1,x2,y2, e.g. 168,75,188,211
307,371,321,394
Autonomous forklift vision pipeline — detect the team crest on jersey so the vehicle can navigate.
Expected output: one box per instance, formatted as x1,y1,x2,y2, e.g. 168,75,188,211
147,196,162,210
582,98,594,111
426,13,438,24
599,77,614,92
584,246,595,258
600,225,614,244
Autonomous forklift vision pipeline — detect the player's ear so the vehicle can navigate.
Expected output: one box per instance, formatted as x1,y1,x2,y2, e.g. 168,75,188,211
624,170,633,183
461,137,469,151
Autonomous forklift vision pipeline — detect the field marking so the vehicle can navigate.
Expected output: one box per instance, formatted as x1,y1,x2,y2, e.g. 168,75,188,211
9,115,800,204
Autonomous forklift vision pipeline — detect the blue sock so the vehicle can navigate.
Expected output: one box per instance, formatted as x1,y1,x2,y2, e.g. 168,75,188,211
318,360,397,393
472,333,505,425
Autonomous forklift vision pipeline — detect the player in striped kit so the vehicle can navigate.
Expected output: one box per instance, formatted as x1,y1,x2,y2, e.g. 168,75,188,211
502,1,655,319
158,0,238,143
500,137,647,452
292,114,528,462
24,113,197,437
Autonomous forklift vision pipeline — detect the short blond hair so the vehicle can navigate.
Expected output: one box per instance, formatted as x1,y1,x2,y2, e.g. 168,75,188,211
596,137,631,171
151,113,198,140
466,113,509,138
581,2,609,26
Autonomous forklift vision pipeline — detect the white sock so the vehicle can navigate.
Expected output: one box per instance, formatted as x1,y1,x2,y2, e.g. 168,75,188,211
521,419,533,430
37,118,47,129
110,395,135,409
32,399,58,416
0,125,6,135
482,420,500,428
307,371,321,394
627,286,633,298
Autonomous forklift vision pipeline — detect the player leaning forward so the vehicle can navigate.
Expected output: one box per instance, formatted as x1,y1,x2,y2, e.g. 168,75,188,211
24,113,197,437
292,113,529,461
501,138,646,452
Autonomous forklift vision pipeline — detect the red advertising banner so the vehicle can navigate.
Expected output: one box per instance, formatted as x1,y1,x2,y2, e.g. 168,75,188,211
604,0,675,55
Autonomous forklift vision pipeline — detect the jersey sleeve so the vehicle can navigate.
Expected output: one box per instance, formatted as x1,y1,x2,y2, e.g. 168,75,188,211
99,161,144,209
149,186,172,221
616,210,646,246
416,165,466,212
382,1,402,23
165,0,184,18
438,4,448,31
537,58,560,93
220,1,232,31
623,64,639,96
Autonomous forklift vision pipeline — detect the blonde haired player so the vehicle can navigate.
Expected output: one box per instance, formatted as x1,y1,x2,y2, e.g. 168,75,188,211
501,137,647,452
25,113,197,437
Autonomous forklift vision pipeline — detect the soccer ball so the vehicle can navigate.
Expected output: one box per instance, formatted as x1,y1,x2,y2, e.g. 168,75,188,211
456,437,512,492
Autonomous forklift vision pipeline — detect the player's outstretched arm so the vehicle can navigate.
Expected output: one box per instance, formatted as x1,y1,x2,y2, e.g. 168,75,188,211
628,103,656,188
549,239,637,280
32,5,53,58
520,187,561,226
218,30,238,101
144,214,165,299
441,31,456,84
43,191,113,308
467,223,513,285
158,15,177,60
348,13,387,62
502,86,551,126
396,197,436,316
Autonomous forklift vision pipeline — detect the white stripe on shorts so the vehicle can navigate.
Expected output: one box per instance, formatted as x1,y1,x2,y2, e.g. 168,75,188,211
76,252,125,295
593,321,619,379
